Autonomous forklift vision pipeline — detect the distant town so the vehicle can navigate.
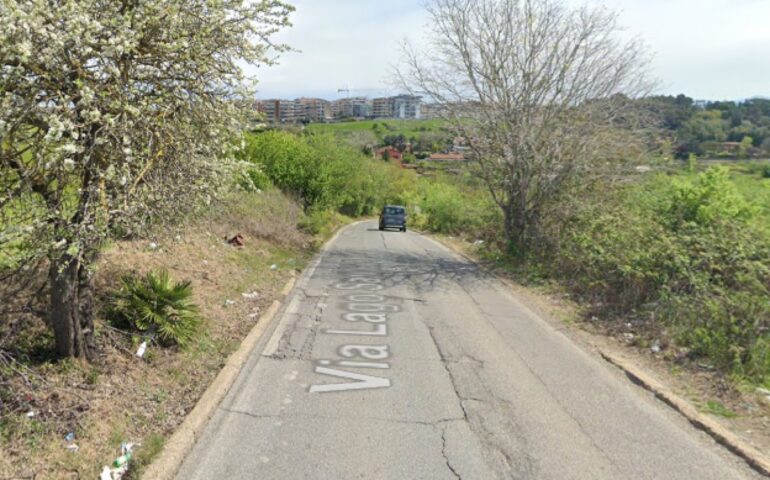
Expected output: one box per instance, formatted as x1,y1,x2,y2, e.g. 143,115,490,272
254,95,444,123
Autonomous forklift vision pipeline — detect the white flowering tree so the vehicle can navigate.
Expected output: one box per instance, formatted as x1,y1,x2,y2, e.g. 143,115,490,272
0,0,293,358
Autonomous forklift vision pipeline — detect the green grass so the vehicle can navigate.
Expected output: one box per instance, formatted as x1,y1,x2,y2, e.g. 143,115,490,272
125,432,165,479
704,400,738,418
305,118,448,140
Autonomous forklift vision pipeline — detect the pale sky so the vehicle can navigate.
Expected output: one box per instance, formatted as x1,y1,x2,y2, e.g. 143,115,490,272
249,0,770,101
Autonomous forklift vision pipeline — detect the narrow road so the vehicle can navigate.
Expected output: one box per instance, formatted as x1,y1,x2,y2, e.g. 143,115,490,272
177,221,761,479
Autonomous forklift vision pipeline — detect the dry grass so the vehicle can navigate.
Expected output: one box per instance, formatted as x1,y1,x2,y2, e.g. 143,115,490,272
0,189,315,479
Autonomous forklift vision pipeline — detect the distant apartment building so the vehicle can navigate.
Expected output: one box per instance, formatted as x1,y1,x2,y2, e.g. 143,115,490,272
420,103,445,119
392,95,422,119
371,95,422,119
372,97,394,118
332,97,371,119
257,99,297,123
294,98,331,122
257,94,425,122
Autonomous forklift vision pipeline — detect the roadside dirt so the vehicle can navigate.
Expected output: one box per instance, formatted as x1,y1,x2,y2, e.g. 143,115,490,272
0,190,315,479
434,234,770,468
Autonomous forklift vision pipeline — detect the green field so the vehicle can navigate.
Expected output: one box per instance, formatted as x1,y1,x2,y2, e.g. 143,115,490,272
305,118,449,140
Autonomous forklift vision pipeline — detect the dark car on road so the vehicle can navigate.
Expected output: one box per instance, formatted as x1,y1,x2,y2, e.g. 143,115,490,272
379,205,407,232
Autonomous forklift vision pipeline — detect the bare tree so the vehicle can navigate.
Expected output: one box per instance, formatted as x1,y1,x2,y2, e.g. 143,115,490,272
399,0,653,253
0,0,293,358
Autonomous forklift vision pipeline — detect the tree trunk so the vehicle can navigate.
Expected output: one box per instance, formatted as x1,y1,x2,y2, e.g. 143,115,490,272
503,195,529,256
503,207,515,248
78,255,97,354
49,253,94,359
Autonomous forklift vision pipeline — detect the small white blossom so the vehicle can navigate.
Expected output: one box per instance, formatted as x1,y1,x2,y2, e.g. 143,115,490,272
58,144,80,154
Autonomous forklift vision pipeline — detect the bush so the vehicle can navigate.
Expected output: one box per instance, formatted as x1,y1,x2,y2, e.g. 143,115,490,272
109,269,201,347
414,180,499,237
663,167,754,229
298,208,333,235
240,166,272,191
419,183,467,233
553,167,770,382
242,130,420,218
763,164,770,179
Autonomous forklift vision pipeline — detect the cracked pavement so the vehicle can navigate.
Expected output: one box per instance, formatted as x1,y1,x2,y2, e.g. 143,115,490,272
176,221,763,480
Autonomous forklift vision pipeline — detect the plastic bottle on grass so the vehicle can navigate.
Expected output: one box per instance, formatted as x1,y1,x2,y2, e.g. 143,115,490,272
113,451,131,468
100,466,112,480
136,341,147,358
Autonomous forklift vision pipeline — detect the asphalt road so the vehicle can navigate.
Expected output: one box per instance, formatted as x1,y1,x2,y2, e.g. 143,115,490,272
176,221,762,480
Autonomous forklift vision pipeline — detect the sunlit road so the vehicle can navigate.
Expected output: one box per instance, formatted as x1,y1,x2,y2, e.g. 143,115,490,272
176,221,761,479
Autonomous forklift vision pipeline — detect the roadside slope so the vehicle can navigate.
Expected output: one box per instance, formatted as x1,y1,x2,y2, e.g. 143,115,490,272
0,190,316,479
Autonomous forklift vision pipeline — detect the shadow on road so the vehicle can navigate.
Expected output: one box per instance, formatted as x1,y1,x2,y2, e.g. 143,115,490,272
320,247,490,294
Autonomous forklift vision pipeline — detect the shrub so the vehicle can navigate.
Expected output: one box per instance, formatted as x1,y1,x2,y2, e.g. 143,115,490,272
420,183,467,233
763,164,770,179
242,130,421,218
552,167,770,382
109,269,201,347
241,166,272,191
415,180,498,236
243,131,369,211
663,167,754,229
298,208,332,235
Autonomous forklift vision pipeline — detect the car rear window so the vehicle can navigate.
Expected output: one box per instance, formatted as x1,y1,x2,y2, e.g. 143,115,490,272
384,207,405,215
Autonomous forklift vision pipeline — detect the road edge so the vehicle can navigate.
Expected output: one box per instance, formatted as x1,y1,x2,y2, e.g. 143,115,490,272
140,220,365,480
600,351,770,478
140,291,289,480
424,232,770,479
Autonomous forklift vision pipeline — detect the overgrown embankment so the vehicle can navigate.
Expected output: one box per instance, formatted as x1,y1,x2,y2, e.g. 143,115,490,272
0,190,315,479
560,166,770,383
498,164,770,387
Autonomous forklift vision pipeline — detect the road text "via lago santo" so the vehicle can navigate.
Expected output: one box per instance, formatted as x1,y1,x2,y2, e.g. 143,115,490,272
309,274,397,393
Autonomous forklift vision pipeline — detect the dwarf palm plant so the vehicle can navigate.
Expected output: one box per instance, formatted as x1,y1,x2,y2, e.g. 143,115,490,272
111,269,201,347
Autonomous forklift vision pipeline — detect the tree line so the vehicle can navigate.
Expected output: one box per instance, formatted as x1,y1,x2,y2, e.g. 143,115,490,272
645,95,770,158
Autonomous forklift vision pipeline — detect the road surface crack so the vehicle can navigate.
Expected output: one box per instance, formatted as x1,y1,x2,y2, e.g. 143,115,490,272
441,425,462,480
449,279,622,476
427,325,471,423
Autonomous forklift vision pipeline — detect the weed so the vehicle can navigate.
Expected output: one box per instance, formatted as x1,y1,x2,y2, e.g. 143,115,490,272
127,433,166,478
109,427,126,449
85,367,100,385
149,388,169,403
704,400,738,418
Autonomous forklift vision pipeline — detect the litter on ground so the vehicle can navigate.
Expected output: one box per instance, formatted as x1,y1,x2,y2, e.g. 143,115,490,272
242,291,259,300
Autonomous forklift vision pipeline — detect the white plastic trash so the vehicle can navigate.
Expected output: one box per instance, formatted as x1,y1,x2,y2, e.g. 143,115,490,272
136,341,147,358
100,466,112,480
